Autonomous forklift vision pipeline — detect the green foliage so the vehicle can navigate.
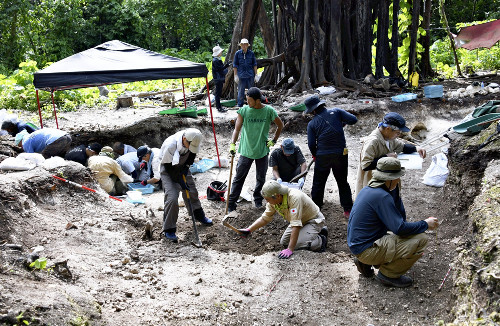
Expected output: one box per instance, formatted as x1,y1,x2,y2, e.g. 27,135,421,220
29,257,47,270
16,311,30,325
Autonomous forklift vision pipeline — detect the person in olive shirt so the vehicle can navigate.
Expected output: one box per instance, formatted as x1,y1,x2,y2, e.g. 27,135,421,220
227,87,283,211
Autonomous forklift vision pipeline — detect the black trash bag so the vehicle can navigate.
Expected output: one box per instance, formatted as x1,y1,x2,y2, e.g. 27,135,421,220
207,181,227,202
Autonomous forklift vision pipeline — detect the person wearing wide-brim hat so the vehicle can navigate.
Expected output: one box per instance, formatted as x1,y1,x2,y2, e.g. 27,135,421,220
303,95,358,219
212,45,231,113
237,180,328,259
347,157,439,288
355,112,427,198
233,38,258,107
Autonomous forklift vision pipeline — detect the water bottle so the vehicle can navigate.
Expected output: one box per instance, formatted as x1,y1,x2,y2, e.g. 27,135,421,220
481,82,484,89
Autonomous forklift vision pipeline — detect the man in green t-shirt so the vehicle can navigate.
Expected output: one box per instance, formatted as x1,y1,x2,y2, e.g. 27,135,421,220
228,87,283,211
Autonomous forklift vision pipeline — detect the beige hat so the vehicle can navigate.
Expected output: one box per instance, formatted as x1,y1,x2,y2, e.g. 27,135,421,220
261,180,288,198
372,157,406,181
99,146,115,158
184,128,202,154
239,38,250,46
212,45,223,57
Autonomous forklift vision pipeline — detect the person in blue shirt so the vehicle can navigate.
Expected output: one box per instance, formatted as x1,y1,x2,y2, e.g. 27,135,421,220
233,38,258,107
304,95,358,218
15,128,72,159
347,157,439,288
212,45,231,113
2,120,38,137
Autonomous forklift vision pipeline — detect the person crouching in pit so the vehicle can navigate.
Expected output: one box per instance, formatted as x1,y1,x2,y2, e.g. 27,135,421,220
238,180,328,259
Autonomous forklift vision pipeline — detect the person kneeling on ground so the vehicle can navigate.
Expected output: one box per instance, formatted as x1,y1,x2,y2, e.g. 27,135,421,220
2,120,38,136
269,138,307,187
347,157,439,287
159,128,213,243
238,180,328,259
65,142,102,166
87,147,133,195
15,128,72,159
136,145,161,186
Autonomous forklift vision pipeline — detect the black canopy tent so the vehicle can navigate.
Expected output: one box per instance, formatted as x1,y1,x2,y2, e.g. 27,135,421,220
33,40,220,165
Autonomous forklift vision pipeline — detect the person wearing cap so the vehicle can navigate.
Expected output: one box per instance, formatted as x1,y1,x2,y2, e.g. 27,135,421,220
347,157,439,287
355,112,426,197
2,119,38,137
88,152,133,195
158,128,213,243
233,38,258,107
304,95,358,218
15,128,72,159
136,145,161,186
65,142,103,166
212,45,231,113
269,138,307,186
112,142,137,157
227,87,283,212
238,180,328,259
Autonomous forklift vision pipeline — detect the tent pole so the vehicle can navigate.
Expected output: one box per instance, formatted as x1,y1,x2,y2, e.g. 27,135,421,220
51,91,59,129
181,78,187,109
205,77,221,168
36,89,44,128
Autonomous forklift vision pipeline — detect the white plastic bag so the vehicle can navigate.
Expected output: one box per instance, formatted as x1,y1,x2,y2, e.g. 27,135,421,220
18,153,45,166
0,157,36,171
422,153,449,187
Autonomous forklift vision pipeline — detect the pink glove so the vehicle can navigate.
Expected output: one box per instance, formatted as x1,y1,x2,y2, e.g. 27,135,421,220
140,180,147,186
278,248,293,259
139,162,146,170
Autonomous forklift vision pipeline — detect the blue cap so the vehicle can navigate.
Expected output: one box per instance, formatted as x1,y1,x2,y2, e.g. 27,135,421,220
382,112,410,132
281,138,295,155
304,95,326,114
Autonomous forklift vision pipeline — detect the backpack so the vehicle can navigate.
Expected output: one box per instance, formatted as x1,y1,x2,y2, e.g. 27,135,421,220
207,181,227,202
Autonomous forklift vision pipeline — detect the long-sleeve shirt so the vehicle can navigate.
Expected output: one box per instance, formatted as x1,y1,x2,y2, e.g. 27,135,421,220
116,151,140,175
347,185,428,255
87,156,133,193
22,128,67,153
233,49,257,79
212,57,228,82
307,107,357,156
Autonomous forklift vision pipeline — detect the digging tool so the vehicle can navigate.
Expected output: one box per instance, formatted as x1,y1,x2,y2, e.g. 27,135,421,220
289,160,314,183
52,175,124,202
182,174,203,248
224,154,235,215
222,211,243,235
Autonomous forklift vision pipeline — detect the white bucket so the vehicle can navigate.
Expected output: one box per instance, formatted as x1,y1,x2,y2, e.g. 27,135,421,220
127,191,143,201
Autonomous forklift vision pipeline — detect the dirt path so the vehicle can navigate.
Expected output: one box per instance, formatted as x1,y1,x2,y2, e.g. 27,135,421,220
0,91,497,325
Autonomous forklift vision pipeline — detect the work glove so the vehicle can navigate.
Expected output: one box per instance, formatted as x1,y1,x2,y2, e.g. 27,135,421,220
277,178,282,184
140,180,148,186
298,177,305,188
254,75,259,83
229,143,236,155
278,248,293,259
139,161,146,170
234,75,239,84
267,139,275,148
238,228,251,238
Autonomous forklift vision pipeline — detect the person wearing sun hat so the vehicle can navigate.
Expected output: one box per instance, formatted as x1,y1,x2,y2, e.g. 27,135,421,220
233,38,258,107
212,45,231,113
158,128,213,243
347,157,439,287
355,112,427,197
237,180,328,259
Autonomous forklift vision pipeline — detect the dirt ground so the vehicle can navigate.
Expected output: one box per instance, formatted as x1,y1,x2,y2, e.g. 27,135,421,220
0,80,499,325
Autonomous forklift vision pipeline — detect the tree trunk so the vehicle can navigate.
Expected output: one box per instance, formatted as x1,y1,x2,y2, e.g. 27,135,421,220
311,0,327,86
354,0,373,79
375,0,390,79
290,0,312,93
328,0,344,86
341,0,357,80
439,0,462,77
420,0,435,78
389,0,400,78
408,0,421,80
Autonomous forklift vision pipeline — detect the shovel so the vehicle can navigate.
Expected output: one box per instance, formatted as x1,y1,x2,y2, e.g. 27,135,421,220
224,154,235,215
289,160,315,183
182,174,202,248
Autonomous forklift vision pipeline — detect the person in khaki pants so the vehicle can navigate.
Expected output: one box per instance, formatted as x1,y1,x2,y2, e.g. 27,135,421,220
347,157,439,287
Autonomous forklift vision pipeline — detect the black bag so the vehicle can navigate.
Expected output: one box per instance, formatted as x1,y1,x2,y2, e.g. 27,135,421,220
207,181,227,202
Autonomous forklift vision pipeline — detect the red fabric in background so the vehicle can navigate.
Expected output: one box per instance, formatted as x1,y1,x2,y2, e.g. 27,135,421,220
455,19,500,50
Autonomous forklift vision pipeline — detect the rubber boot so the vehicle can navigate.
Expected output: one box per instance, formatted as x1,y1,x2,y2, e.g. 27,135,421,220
193,208,213,226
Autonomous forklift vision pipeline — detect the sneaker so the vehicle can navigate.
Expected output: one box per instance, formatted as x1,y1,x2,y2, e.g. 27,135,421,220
228,203,237,212
354,258,374,277
254,201,263,209
376,271,413,288
195,215,213,226
164,231,178,243
343,210,351,219
217,107,228,113
318,234,327,252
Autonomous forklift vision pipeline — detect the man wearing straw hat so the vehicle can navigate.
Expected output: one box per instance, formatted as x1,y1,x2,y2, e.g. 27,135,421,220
233,38,258,108
347,157,439,287
238,180,328,259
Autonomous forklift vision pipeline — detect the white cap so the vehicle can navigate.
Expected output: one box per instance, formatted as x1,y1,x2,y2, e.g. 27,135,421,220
239,38,250,45
184,128,202,154
212,45,223,57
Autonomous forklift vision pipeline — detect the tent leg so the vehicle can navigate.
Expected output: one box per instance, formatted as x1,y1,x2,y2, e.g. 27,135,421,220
36,90,44,128
182,78,187,109
205,77,221,168
51,91,59,129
